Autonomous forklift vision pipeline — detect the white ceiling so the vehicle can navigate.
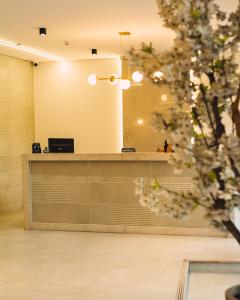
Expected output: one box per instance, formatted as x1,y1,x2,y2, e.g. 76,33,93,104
0,0,238,62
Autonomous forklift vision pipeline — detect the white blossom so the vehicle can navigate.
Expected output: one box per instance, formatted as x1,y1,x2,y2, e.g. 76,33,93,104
130,0,240,240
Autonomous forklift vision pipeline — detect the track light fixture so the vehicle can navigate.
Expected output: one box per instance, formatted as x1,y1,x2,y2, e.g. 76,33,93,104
39,27,47,36
91,48,97,55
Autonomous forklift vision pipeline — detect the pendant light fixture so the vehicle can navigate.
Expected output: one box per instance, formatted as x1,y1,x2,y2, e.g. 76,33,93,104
87,32,143,90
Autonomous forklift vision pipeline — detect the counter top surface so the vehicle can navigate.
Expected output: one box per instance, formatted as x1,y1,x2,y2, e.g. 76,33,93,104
23,152,172,162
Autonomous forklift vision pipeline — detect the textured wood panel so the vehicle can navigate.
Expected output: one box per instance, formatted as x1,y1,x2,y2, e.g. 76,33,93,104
90,204,112,224
32,203,89,224
73,183,89,203
91,161,152,177
31,160,210,229
112,204,153,226
90,182,134,204
32,182,73,203
31,161,90,177
153,207,209,228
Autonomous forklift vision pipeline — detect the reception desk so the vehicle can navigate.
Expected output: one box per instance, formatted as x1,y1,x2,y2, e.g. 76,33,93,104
22,153,224,236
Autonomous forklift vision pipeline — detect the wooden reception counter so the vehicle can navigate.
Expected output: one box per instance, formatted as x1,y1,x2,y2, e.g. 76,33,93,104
22,153,224,236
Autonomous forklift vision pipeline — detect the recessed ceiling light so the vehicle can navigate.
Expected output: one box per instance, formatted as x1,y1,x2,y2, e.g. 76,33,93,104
0,39,64,61
39,27,47,36
91,48,97,55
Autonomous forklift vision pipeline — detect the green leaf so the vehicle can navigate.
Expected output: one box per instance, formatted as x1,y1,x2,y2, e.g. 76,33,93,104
218,104,225,114
191,9,201,18
191,202,199,212
208,171,217,182
195,133,205,139
142,42,153,54
200,83,208,92
151,179,160,190
214,60,224,70
169,122,176,130
217,34,229,45
191,111,199,125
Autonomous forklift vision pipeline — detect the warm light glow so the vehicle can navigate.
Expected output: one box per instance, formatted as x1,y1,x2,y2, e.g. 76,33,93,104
121,79,131,90
153,71,164,79
137,118,144,125
132,71,143,83
108,74,118,85
191,137,195,144
0,39,64,61
161,94,168,101
88,74,97,86
58,61,71,72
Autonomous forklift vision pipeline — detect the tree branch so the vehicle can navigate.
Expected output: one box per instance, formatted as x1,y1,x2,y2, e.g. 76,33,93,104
222,220,240,245
199,84,218,144
212,96,225,142
192,107,209,147
232,84,240,138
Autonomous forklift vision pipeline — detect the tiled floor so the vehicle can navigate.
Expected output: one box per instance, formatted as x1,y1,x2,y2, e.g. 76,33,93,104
0,211,239,300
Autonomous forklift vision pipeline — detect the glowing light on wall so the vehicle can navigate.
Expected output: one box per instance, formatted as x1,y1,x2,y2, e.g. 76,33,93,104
137,118,144,125
161,94,168,101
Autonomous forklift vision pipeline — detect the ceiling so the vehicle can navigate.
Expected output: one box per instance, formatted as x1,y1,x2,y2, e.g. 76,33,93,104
0,0,238,62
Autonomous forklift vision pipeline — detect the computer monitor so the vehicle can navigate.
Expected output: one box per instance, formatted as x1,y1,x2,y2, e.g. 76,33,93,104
48,138,74,153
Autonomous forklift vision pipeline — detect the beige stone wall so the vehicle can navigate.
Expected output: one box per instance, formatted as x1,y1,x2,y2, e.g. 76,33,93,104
0,54,34,213
123,78,174,152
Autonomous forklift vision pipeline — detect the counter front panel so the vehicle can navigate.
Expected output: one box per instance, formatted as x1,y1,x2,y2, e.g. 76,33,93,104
23,154,224,236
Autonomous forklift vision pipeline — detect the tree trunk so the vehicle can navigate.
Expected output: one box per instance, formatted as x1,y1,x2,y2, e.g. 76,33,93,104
232,86,240,138
222,220,240,245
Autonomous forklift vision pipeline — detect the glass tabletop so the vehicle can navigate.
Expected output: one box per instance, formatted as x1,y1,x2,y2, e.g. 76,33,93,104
176,260,240,300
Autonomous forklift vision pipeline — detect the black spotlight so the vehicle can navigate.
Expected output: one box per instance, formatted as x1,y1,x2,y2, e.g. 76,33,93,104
39,27,47,36
91,48,97,55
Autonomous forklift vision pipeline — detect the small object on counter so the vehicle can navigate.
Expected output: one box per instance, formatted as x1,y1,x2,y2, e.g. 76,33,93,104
121,147,136,152
164,140,168,153
43,147,49,153
32,143,41,153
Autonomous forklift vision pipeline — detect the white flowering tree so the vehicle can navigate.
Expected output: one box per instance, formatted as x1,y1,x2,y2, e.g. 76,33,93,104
131,0,240,244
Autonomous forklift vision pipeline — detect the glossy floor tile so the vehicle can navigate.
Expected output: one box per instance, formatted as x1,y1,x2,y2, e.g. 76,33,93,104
0,211,239,300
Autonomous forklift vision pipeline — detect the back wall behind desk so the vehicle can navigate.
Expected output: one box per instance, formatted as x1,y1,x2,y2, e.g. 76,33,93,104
34,59,123,153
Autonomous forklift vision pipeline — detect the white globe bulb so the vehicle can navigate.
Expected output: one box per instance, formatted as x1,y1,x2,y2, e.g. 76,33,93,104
121,79,131,90
88,74,97,85
153,71,164,79
132,71,143,83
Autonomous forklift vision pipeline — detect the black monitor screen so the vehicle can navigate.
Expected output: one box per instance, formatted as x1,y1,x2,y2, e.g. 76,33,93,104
48,138,74,153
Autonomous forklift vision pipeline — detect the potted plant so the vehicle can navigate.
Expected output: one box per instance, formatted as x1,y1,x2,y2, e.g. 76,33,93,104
131,0,240,298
